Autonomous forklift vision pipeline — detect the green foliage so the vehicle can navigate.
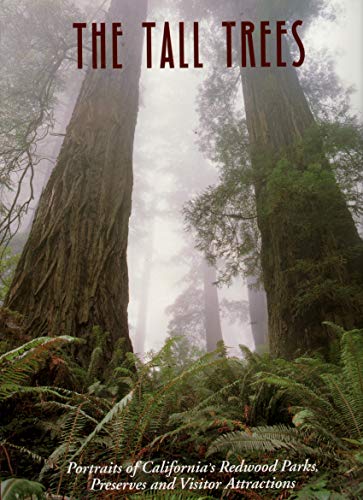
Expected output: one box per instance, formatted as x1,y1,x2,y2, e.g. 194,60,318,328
87,326,110,383
260,329,363,444
185,121,363,302
36,339,228,496
0,336,81,400
166,286,206,348
0,334,85,487
0,248,19,303
319,121,363,220
203,329,363,497
186,1,363,297
1,328,362,498
184,128,260,283
0,478,45,500
290,477,345,500
207,425,314,456
259,144,363,330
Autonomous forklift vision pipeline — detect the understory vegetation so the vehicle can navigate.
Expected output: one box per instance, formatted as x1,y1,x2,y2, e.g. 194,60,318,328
0,313,362,499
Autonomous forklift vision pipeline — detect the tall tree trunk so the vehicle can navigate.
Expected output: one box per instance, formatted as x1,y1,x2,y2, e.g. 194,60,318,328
5,0,148,364
239,10,363,358
246,275,268,351
203,261,223,352
133,218,155,356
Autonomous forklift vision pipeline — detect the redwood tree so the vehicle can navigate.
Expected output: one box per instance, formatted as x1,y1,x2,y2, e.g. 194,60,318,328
203,261,223,352
239,1,363,357
5,0,148,362
183,0,363,358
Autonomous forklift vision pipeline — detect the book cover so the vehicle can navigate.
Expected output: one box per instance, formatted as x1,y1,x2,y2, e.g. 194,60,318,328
0,0,362,498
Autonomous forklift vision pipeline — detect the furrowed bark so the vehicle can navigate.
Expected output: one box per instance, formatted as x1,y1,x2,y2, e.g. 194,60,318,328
239,10,363,358
5,0,148,364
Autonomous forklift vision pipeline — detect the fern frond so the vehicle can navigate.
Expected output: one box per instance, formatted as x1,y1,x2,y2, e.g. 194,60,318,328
207,425,302,456
0,336,80,399
39,443,67,481
341,329,363,396
0,336,79,364
1,478,45,500
259,374,335,418
69,390,133,461
124,357,227,460
1,441,45,464
322,374,362,439
38,401,100,427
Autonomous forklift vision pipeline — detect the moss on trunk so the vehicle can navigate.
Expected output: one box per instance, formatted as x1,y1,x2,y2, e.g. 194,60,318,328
241,27,363,358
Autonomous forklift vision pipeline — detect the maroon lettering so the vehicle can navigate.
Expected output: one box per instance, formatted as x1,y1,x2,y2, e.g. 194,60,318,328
276,21,288,67
222,21,236,68
260,21,271,67
112,23,123,69
241,22,256,67
292,20,305,67
73,23,87,69
160,22,175,68
92,23,106,69
142,22,156,68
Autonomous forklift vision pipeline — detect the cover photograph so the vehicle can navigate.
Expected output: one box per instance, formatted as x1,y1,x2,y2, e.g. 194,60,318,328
0,0,362,498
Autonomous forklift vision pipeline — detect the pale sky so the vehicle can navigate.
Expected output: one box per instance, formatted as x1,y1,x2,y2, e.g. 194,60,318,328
309,0,363,113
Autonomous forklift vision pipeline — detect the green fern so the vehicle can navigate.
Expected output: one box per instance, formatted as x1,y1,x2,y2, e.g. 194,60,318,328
69,389,133,461
3,328,361,498
207,424,315,456
341,329,363,395
0,478,45,500
258,329,363,444
0,336,81,399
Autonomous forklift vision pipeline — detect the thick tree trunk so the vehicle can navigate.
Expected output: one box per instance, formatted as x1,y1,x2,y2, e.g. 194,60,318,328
203,261,223,352
246,275,268,351
240,15,363,358
5,0,148,363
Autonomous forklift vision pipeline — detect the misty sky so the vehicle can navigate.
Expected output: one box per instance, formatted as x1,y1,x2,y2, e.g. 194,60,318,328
312,0,362,111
